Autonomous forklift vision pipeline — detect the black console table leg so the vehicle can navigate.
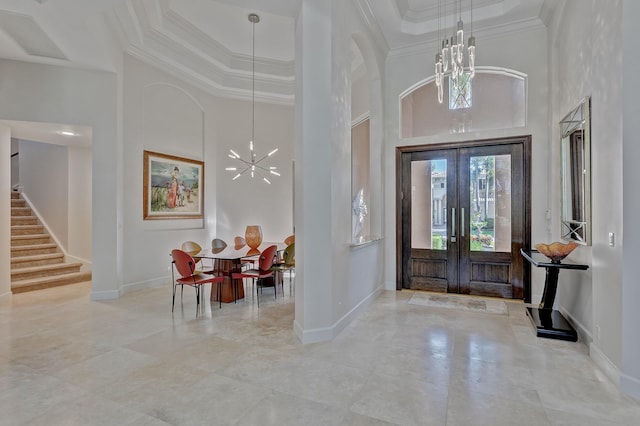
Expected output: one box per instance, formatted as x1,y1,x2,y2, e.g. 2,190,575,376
539,267,560,309
519,249,588,342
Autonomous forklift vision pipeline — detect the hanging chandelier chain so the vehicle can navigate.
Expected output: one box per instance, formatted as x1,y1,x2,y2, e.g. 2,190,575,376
227,12,279,183
251,13,255,153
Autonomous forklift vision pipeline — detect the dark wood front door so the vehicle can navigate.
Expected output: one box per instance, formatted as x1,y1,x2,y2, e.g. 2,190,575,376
397,136,531,299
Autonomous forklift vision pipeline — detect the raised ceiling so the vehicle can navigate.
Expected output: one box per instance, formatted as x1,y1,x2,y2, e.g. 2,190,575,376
0,0,557,144
0,1,555,97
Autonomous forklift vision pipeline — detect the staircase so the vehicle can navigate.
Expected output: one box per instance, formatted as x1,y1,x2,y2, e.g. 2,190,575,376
10,192,91,293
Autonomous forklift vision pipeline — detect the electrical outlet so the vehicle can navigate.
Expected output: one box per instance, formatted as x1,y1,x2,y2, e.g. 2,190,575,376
608,232,615,247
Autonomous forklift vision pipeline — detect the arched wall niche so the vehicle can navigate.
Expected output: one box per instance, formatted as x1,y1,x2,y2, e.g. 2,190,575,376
400,67,527,138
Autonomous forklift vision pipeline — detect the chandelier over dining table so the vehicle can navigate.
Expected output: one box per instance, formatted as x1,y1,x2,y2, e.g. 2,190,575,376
226,13,279,184
434,0,476,104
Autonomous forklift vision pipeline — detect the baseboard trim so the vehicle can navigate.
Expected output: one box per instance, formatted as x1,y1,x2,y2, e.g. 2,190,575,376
90,289,120,300
558,305,592,342
91,277,167,301
294,285,384,344
0,291,12,303
620,371,640,398
120,277,167,295
590,341,621,387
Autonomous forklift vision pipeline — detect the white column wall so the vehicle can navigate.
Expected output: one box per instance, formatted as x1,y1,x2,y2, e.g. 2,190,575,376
384,27,550,299
294,0,335,341
294,0,386,343
0,124,10,301
621,0,640,397
68,146,92,263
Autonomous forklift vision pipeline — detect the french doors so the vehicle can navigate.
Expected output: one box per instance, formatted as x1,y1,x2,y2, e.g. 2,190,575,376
397,136,531,299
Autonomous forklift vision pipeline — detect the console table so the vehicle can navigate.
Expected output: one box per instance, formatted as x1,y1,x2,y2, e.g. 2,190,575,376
520,249,589,341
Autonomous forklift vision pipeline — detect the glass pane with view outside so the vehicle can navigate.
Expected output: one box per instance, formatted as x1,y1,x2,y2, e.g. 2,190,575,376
411,159,447,250
469,154,511,252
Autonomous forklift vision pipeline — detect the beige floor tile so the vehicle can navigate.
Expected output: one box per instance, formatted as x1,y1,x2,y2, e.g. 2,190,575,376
1,282,639,426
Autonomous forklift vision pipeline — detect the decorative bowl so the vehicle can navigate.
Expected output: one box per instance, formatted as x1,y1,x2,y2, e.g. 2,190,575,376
534,241,579,263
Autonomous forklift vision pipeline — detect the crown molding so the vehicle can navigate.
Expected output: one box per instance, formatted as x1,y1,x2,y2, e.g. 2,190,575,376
387,15,546,59
352,0,390,54
111,0,294,103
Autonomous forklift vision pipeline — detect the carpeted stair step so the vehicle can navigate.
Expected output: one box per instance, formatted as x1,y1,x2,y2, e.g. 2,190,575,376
11,224,45,236
11,262,84,281
11,252,64,268
11,206,32,216
11,243,58,257
11,215,38,226
11,234,51,246
11,271,92,293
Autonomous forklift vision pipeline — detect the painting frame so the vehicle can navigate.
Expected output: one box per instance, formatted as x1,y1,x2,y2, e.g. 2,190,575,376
143,150,204,220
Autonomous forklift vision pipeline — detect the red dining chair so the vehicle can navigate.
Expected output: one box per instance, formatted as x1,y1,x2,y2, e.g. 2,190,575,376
231,244,278,307
171,249,224,313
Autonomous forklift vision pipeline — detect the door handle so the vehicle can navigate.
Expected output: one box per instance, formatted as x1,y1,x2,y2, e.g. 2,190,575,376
461,208,465,237
451,208,456,242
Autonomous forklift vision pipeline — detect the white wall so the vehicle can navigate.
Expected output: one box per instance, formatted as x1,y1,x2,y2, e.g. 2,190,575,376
0,59,119,299
10,138,18,188
549,0,626,385
68,146,92,263
121,55,294,292
19,140,69,248
384,26,550,299
215,98,294,242
0,124,10,301
621,0,640,397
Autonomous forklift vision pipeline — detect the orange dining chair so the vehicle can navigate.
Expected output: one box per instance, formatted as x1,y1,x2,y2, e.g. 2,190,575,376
231,244,278,307
180,241,212,273
171,249,224,313
284,234,295,246
233,236,246,248
234,236,257,270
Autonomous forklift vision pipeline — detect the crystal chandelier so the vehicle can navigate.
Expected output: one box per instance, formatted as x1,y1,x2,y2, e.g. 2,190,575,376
435,0,476,104
226,13,279,184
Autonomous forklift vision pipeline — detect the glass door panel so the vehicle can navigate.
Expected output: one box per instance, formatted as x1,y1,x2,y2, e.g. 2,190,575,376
411,159,447,250
468,154,512,252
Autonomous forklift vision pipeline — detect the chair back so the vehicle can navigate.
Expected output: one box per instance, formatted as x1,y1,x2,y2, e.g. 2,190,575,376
234,236,246,248
212,238,227,253
172,249,197,278
258,245,278,272
283,243,295,267
284,234,295,246
181,241,202,256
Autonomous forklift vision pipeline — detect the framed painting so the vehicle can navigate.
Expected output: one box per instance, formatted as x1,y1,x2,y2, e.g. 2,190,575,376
143,150,204,220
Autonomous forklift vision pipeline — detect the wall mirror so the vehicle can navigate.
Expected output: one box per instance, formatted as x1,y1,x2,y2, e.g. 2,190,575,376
560,96,591,245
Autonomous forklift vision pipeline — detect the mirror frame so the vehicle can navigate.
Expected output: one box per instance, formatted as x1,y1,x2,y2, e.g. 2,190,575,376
560,96,591,245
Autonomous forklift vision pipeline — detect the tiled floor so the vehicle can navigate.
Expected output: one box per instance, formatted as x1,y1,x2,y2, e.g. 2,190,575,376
1,281,639,426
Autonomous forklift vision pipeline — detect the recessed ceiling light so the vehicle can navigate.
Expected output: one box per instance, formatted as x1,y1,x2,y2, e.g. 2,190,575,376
58,130,77,136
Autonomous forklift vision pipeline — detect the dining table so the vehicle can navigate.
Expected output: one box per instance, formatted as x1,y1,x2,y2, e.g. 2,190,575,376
193,242,286,303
